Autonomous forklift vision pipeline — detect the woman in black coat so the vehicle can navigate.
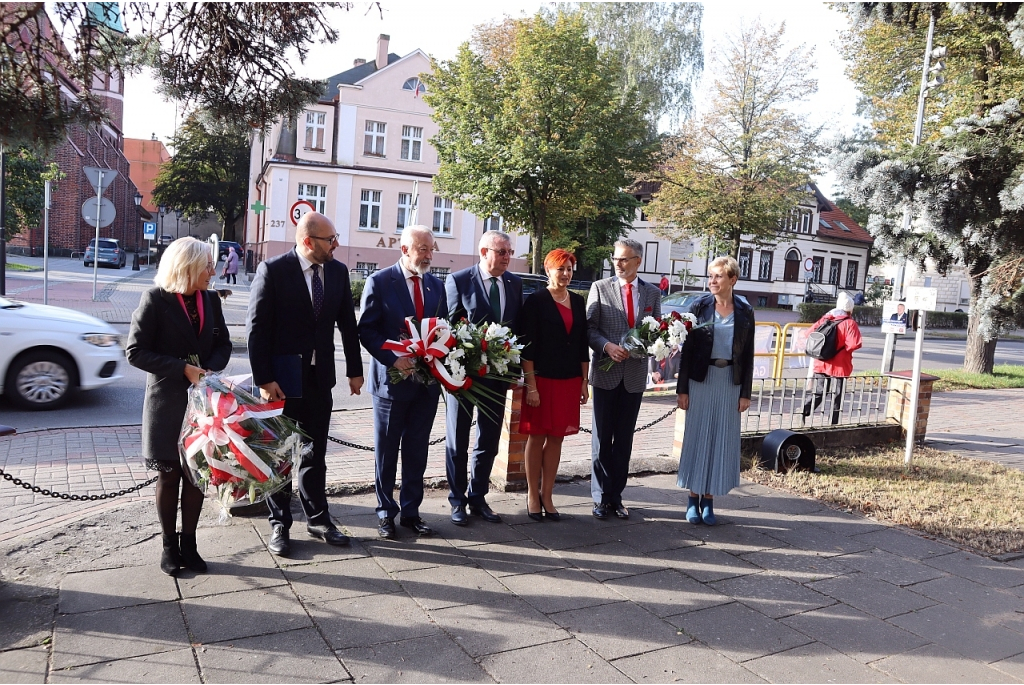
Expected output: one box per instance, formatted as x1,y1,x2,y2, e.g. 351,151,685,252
518,249,590,521
127,238,232,575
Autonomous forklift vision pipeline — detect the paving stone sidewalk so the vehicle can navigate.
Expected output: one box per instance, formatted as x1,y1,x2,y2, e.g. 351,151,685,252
2,475,1024,683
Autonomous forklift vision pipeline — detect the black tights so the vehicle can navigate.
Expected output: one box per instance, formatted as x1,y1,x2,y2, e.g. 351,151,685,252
155,464,204,536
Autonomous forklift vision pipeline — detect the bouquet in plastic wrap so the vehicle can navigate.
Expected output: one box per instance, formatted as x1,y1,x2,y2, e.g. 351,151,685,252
179,373,310,515
599,311,701,371
383,316,524,419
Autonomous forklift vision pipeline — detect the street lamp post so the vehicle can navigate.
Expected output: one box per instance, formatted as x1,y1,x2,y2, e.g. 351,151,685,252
175,209,182,240
133,191,143,270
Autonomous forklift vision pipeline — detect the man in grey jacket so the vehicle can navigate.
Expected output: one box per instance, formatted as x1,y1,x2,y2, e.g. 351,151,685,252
586,239,662,519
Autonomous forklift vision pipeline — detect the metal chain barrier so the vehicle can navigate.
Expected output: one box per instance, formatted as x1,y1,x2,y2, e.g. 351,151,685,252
0,467,157,501
327,409,676,447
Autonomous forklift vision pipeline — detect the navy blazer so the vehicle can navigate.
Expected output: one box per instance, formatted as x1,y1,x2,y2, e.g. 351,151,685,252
246,249,363,391
358,262,449,400
445,265,522,331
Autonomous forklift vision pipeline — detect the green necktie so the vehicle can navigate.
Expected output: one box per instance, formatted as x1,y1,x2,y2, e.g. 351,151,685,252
489,277,501,321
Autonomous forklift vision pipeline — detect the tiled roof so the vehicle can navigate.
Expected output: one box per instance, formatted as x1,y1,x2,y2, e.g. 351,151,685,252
817,202,875,245
323,53,402,96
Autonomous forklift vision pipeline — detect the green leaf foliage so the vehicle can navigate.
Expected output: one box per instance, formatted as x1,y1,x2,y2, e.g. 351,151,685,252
2,148,46,241
151,114,249,241
423,12,657,273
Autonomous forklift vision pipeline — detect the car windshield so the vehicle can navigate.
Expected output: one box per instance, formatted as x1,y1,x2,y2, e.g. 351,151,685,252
663,293,697,305
88,240,118,249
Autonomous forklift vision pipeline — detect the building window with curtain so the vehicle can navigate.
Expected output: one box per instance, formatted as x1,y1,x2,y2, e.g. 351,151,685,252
829,258,842,286
483,214,502,232
297,183,326,213
396,193,412,231
363,121,386,157
846,260,859,288
400,126,423,161
433,197,453,235
812,256,824,283
758,250,773,281
359,190,382,230
739,249,752,280
304,110,326,151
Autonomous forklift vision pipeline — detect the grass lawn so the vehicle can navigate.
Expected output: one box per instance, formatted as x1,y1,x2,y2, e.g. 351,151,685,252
745,444,1024,555
857,365,1024,392
4,262,41,272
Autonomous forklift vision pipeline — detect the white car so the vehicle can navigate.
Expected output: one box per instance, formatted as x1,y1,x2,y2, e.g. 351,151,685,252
0,296,124,410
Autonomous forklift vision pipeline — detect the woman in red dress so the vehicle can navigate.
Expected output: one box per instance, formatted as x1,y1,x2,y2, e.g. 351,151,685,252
519,249,590,521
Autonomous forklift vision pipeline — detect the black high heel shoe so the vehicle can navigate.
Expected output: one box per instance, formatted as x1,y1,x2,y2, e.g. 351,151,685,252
541,504,561,522
527,508,544,522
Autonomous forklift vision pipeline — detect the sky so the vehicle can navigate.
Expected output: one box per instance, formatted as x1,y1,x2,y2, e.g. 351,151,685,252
121,1,864,197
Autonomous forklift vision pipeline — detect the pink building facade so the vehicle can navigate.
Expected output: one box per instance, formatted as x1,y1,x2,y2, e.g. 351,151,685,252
245,35,529,278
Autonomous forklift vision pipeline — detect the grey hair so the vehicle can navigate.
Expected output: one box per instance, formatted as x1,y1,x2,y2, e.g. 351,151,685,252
400,224,433,248
479,230,512,250
154,237,211,293
614,238,643,259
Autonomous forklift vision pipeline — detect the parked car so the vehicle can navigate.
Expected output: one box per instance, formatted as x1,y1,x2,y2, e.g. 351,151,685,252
216,241,242,261
157,234,174,245
514,273,593,296
660,291,704,317
83,238,127,268
0,297,124,410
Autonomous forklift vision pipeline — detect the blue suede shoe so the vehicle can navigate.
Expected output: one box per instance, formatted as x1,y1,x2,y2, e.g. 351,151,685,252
701,499,717,526
685,495,702,524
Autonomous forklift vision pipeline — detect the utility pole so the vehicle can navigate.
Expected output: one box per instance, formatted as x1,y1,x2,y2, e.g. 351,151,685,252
881,12,946,372
0,144,7,297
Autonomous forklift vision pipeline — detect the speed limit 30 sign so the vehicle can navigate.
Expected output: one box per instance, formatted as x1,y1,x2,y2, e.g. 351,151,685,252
290,200,315,226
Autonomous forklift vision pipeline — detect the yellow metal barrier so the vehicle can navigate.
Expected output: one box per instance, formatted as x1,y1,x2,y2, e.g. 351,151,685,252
777,323,813,379
753,322,782,382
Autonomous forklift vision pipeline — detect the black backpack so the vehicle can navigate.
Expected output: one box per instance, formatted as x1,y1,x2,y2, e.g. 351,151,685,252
806,316,844,361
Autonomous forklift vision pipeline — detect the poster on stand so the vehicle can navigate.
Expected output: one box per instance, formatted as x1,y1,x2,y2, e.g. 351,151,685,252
881,301,909,335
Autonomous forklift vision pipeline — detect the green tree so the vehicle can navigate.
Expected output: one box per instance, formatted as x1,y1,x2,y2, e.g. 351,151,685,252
423,12,657,274
151,114,250,241
645,20,822,258
1,2,342,150
556,2,704,125
1,148,62,241
833,3,1024,374
545,192,640,280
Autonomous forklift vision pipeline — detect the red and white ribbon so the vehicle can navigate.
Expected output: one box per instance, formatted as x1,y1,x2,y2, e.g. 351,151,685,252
382,317,470,392
184,391,287,483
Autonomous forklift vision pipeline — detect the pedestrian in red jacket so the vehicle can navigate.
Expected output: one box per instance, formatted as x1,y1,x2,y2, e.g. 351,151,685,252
802,292,862,424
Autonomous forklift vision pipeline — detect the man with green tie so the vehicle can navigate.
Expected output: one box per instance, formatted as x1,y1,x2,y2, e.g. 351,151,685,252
443,230,524,526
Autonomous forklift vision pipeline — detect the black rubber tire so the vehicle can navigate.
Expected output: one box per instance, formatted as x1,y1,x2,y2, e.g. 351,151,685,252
5,350,78,410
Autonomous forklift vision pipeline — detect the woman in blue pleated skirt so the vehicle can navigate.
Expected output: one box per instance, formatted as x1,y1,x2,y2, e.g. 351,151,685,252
675,256,755,525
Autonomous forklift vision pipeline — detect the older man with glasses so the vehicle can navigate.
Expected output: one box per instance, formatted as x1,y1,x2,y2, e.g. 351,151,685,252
586,239,662,520
247,212,364,557
443,230,523,527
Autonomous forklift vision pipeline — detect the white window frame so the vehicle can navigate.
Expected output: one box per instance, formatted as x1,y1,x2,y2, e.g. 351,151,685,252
359,189,382,231
297,183,326,213
355,261,378,275
396,193,412,232
304,110,326,151
363,121,386,157
400,125,423,161
483,214,503,233
758,250,773,281
846,260,859,288
738,248,752,280
432,196,453,235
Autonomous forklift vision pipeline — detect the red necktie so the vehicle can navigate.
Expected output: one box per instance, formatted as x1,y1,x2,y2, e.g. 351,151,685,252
412,275,424,320
625,283,635,329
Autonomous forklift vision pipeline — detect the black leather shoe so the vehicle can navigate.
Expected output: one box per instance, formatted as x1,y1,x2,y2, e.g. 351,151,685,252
592,504,609,520
400,517,434,536
378,517,396,539
469,503,502,523
267,525,291,557
612,504,630,519
179,533,207,573
160,533,181,576
451,505,469,526
542,506,561,522
307,524,350,546
527,509,544,522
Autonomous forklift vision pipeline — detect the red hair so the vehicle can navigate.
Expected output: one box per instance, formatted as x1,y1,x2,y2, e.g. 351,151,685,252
544,249,576,271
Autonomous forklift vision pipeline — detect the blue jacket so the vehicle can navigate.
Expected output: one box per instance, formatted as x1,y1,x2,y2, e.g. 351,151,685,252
358,262,448,400
676,293,755,399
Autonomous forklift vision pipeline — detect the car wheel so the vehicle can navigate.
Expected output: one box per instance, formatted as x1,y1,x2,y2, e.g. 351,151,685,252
84,261,92,267
5,350,77,410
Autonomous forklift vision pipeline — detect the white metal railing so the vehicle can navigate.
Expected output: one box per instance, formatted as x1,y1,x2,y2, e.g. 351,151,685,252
742,375,891,434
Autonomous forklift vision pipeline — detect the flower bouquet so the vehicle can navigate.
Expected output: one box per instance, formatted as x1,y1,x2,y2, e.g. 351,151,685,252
599,310,700,371
382,316,524,419
179,373,310,516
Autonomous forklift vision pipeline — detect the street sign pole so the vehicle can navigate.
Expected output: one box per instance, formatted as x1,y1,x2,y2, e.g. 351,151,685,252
43,181,51,305
905,309,927,466
92,170,103,300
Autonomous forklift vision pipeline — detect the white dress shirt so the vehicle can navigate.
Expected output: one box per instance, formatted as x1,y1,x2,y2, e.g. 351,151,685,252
618,276,640,323
478,265,506,319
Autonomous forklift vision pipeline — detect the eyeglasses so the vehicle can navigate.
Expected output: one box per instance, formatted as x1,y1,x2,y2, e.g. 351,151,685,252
611,256,639,265
486,248,515,258
309,234,339,244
